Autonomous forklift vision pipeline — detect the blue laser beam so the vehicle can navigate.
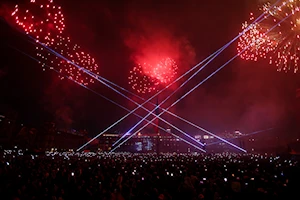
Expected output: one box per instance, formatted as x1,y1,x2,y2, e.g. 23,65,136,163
81,70,205,148
75,49,220,150
111,11,292,153
108,1,281,148
87,72,273,152
10,46,205,153
22,6,270,152
29,1,279,151
6,0,280,151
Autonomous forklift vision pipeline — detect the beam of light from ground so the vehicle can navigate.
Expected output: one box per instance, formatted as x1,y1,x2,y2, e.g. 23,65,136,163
112,13,292,153
9,46,205,153
92,74,246,149
107,2,281,148
77,86,203,152
83,71,205,148
73,50,220,149
5,0,279,151
206,128,274,146
88,73,275,152
21,5,273,151
32,0,283,151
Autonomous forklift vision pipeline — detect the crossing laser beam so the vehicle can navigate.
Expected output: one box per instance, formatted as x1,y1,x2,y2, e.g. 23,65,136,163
9,46,205,153
112,10,291,153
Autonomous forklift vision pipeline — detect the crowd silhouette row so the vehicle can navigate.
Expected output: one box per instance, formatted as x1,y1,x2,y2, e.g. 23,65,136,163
0,150,299,200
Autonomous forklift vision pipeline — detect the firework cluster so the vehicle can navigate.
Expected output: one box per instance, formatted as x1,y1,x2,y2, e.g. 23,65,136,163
128,58,178,94
11,0,65,44
238,0,300,73
12,0,99,85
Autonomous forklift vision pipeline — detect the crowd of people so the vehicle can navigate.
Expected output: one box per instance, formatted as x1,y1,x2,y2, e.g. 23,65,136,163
0,149,299,200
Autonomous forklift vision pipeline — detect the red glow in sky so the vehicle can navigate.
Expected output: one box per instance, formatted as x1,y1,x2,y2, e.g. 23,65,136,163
142,57,178,85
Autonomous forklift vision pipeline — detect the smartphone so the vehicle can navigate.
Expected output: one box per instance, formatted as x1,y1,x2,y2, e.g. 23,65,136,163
71,172,74,176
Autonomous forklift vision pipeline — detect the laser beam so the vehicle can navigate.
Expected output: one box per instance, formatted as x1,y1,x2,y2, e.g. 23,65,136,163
108,1,281,148
9,46,205,153
83,70,205,148
112,10,292,153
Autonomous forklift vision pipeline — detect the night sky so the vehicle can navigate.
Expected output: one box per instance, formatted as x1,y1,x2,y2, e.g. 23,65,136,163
0,0,299,138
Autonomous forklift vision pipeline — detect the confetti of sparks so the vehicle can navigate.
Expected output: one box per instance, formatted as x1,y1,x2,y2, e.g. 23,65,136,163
128,63,159,94
36,35,100,86
128,57,178,94
11,0,99,86
12,0,65,45
144,57,178,84
237,0,300,73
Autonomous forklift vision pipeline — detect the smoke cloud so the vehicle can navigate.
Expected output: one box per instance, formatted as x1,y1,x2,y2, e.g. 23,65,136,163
122,10,196,75
42,77,80,129
0,3,11,19
174,60,290,135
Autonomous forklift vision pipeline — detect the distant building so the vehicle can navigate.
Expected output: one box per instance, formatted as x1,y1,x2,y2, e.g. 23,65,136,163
194,131,246,152
96,131,201,153
34,123,87,150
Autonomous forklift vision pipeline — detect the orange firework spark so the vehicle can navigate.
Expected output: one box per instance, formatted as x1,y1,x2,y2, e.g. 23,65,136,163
238,0,300,73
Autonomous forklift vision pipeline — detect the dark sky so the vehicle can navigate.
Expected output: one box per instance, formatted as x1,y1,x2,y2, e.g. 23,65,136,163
0,0,299,138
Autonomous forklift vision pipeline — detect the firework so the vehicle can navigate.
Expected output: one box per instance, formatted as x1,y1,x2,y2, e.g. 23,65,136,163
143,57,178,84
237,17,277,61
128,58,178,94
36,35,69,70
128,63,159,94
36,35,100,86
11,0,65,45
60,43,100,85
238,0,300,73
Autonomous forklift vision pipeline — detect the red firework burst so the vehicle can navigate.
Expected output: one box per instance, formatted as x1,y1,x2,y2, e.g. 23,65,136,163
11,0,99,85
143,57,178,84
128,63,159,94
37,35,99,86
11,0,65,45
128,57,178,94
